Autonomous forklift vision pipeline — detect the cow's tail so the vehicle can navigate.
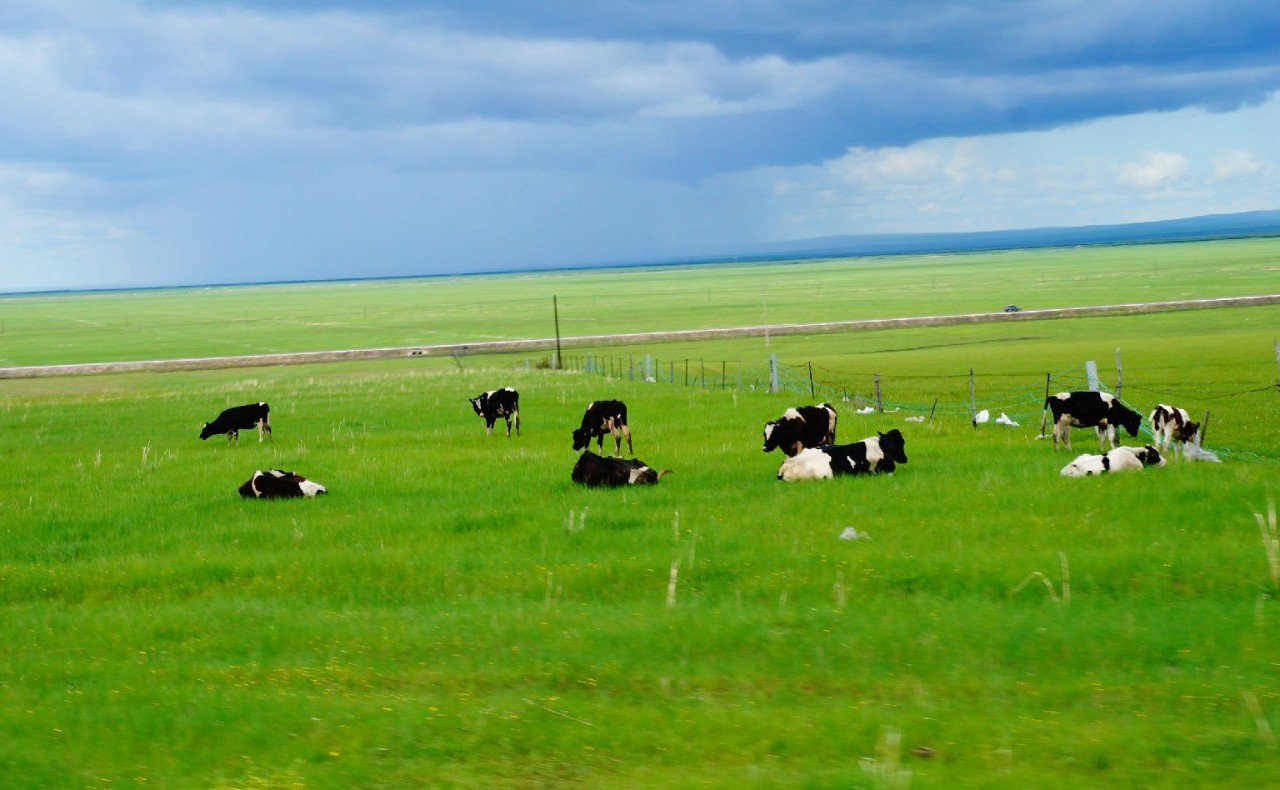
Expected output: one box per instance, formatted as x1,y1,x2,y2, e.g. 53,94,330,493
658,469,674,478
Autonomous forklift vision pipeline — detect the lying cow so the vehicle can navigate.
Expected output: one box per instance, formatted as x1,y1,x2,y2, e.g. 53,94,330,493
200,402,272,443
1060,445,1166,477
469,387,521,437
762,403,838,456
1149,404,1199,453
1044,391,1142,452
238,469,327,498
571,450,669,487
572,400,633,456
777,429,908,482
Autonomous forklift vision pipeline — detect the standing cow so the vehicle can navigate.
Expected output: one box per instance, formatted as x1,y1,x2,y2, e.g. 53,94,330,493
200,402,272,443
469,387,521,437
572,400,633,456
1043,391,1142,452
1149,404,1199,453
762,403,838,456
777,429,908,482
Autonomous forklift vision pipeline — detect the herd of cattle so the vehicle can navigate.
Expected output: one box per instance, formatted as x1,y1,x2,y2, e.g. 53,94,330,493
203,383,1206,498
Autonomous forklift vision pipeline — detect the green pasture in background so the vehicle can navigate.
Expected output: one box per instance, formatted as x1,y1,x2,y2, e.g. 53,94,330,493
1,236,1278,367
1,239,1279,787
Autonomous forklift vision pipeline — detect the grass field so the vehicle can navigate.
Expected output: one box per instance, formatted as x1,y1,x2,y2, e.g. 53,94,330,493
2,239,1280,787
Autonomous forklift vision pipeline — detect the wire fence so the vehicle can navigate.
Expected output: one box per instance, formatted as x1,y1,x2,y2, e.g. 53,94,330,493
528,350,1280,463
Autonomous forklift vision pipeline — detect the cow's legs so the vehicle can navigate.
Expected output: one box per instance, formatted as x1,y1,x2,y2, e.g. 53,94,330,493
621,424,633,456
512,409,520,437
1054,416,1072,451
257,419,272,443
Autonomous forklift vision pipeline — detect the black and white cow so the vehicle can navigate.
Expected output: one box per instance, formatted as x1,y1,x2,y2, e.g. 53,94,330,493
571,450,668,487
572,400,633,456
777,429,908,482
1149,404,1199,453
1060,445,1166,477
469,387,521,437
762,403,838,456
1043,391,1142,452
238,469,327,498
200,402,272,443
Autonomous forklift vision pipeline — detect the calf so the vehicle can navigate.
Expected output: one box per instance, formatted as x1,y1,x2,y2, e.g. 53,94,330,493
1149,404,1198,453
1044,391,1142,452
762,403,838,456
571,400,633,456
238,469,327,498
469,387,521,437
1060,445,1166,477
200,402,272,443
777,429,907,482
571,450,669,487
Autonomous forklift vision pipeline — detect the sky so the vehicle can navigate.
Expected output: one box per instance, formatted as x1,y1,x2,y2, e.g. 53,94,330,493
1,1,1278,291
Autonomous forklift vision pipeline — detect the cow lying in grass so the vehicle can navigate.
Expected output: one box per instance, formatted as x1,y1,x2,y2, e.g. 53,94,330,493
571,450,669,487
1060,445,1166,477
777,429,907,482
239,469,327,498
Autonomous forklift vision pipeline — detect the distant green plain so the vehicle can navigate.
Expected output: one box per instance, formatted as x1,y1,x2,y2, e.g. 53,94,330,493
1,238,1279,787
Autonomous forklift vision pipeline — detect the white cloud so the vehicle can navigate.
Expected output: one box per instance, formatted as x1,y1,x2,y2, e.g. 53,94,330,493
1212,149,1265,180
1117,152,1190,188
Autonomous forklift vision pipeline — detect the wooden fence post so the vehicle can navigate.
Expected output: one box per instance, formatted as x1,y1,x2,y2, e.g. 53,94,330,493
969,368,977,427
808,362,816,399
874,374,882,412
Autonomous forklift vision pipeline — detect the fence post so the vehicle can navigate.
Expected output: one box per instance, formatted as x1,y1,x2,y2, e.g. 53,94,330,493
969,368,977,428
1039,373,1052,438
629,354,634,381
669,361,674,384
874,374,882,412
645,354,653,382
769,354,779,394
808,362,816,399
586,353,593,374
700,359,705,389
1274,339,1279,402
1115,347,1123,399
721,361,726,390
685,359,689,387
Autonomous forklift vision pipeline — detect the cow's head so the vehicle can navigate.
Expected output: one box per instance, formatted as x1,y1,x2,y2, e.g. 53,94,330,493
468,396,485,416
571,427,591,451
761,421,780,452
1174,420,1200,443
878,429,908,465
1114,404,1143,437
1134,445,1167,468
199,422,217,440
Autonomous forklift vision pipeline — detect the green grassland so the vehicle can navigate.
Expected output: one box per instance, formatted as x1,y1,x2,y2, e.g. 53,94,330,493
2,239,1280,787
2,236,1278,368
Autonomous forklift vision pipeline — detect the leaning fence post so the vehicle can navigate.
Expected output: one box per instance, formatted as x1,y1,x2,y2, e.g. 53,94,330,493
928,397,938,422
808,362,816,399
874,373,883,412
1201,410,1211,446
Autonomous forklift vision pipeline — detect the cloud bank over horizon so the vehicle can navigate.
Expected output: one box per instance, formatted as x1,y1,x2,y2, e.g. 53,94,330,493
1,0,1278,291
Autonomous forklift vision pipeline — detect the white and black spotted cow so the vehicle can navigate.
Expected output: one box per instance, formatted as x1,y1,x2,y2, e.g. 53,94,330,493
571,450,669,487
1044,391,1142,452
762,403,838,457
572,400,633,456
1149,404,1199,453
238,469,327,498
201,402,272,444
777,429,907,482
469,387,521,437
1060,445,1166,477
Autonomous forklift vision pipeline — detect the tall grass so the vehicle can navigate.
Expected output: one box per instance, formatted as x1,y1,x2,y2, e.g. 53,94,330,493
1,243,1279,786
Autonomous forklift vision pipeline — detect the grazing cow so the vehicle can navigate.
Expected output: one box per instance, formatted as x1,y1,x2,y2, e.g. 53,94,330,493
238,469,327,498
762,403,838,456
469,387,521,437
571,450,669,487
777,429,908,482
572,400,633,456
1060,445,1166,477
1149,404,1199,453
200,402,272,443
1043,391,1142,452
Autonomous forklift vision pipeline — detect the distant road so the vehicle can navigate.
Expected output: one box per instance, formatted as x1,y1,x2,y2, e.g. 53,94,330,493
3,294,1278,379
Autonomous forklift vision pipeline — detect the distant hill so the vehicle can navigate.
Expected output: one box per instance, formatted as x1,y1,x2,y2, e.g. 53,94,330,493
675,209,1280,264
